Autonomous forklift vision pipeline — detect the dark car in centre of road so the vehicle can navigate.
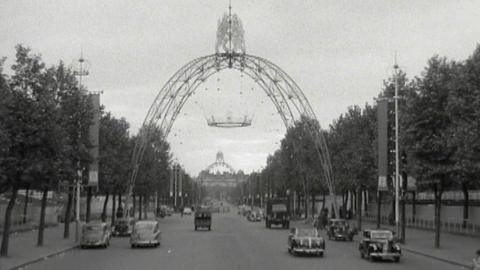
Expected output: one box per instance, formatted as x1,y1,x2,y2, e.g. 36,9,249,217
194,210,212,230
287,227,325,256
359,229,401,262
326,219,356,241
112,218,134,237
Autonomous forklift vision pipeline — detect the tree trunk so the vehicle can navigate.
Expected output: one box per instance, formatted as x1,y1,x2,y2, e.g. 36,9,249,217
321,191,326,210
390,194,396,225
412,191,416,223
1,186,19,256
138,195,143,220
433,182,443,248
144,195,148,219
376,191,382,228
132,194,136,218
37,187,48,246
101,193,109,222
353,189,357,215
311,192,315,217
357,187,362,230
304,193,309,219
85,186,92,223
111,194,116,225
349,190,354,214
23,185,30,224
400,192,406,243
63,186,73,239
462,182,469,228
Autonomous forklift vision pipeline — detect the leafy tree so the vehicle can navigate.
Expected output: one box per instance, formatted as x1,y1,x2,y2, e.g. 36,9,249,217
447,46,480,227
404,56,458,248
98,112,132,221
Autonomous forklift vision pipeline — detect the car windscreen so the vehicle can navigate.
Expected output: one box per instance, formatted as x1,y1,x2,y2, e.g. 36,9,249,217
134,223,154,233
297,229,317,237
84,226,103,236
370,231,393,240
272,204,287,212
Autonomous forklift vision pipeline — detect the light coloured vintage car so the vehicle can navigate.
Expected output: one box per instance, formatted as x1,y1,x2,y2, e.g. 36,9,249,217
81,222,111,248
130,220,161,248
287,228,325,257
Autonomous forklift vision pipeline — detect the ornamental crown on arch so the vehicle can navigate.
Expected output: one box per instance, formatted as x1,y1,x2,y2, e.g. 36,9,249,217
215,12,246,55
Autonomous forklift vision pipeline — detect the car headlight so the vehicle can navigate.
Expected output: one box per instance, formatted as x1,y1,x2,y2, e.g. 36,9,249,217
393,244,401,250
369,244,378,250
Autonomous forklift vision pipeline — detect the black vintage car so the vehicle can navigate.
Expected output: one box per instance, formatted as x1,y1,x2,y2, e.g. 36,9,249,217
194,210,212,231
326,219,356,241
112,218,134,237
359,229,401,262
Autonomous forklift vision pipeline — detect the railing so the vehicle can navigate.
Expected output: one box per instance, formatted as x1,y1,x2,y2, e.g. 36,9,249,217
363,213,480,236
407,190,480,201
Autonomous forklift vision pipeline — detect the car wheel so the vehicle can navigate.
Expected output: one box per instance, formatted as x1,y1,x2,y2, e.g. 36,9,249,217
194,226,197,231
208,226,211,231
319,252,324,257
360,251,364,259
287,247,291,254
131,244,135,249
369,254,375,262
394,257,400,263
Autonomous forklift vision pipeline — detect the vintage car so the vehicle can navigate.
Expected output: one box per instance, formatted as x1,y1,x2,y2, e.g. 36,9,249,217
359,229,401,262
112,218,134,237
287,228,325,256
183,207,193,215
81,222,111,248
130,220,161,248
247,210,261,222
326,219,356,241
194,210,212,230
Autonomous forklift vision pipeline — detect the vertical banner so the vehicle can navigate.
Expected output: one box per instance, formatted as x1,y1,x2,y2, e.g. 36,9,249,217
377,99,389,191
87,93,100,188
178,166,183,197
169,168,174,197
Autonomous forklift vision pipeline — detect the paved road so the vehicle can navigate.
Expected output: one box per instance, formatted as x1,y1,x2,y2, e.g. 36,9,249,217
28,212,461,270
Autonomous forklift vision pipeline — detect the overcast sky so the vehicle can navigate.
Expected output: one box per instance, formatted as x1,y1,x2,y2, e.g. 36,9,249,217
2,0,480,175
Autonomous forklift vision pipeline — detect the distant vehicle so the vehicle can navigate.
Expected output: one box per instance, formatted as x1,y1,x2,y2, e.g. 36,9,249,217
287,228,325,256
265,198,290,229
359,229,401,262
81,222,111,248
183,207,193,215
194,210,212,231
112,218,134,237
326,219,356,241
247,210,261,222
130,220,161,248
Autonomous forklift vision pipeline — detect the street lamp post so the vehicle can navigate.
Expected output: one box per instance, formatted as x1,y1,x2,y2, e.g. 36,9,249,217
73,53,89,243
394,61,400,236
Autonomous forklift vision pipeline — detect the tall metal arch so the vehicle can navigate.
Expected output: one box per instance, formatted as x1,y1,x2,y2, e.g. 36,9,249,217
126,52,338,217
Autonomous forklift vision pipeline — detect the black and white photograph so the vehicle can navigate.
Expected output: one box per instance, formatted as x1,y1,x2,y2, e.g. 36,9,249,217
1,1,479,269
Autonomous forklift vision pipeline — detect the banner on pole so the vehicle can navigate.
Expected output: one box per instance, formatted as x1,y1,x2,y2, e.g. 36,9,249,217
377,99,389,191
87,93,100,187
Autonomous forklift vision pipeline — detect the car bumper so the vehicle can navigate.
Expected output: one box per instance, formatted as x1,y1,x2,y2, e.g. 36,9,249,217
131,239,160,246
370,252,401,259
293,247,324,254
81,241,106,247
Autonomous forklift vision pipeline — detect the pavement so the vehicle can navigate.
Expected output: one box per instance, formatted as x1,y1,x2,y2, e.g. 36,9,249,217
360,220,477,268
4,211,471,270
0,224,78,270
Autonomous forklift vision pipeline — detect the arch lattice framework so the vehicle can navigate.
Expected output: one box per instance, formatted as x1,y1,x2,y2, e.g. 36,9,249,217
126,53,338,216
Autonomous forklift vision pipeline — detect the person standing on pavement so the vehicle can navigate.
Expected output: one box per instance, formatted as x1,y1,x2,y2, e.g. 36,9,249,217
473,249,480,270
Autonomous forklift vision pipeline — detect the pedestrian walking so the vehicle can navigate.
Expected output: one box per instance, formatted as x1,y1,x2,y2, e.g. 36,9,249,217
473,249,480,270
